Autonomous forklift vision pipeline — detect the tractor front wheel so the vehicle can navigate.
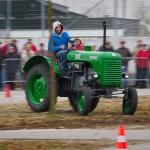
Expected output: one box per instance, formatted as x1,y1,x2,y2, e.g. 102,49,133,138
69,92,78,112
77,86,91,116
122,87,138,115
90,98,99,112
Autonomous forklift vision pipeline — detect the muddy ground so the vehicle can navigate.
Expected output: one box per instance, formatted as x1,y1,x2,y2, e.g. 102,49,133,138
0,96,149,130
0,96,150,150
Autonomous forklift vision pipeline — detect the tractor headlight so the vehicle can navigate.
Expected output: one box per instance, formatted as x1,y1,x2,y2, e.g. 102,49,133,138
122,72,129,79
92,72,98,78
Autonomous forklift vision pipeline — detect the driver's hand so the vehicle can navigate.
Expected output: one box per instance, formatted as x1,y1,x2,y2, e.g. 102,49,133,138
60,45,65,49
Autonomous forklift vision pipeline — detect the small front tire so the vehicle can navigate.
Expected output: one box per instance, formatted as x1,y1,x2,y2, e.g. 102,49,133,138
90,98,99,112
122,87,138,115
77,86,91,116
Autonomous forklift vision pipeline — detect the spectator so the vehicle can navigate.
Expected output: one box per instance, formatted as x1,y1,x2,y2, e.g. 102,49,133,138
75,38,84,51
25,38,37,53
133,38,143,56
0,41,3,90
116,40,132,87
37,43,49,57
20,43,36,88
133,38,143,87
147,46,150,88
98,41,114,52
92,44,96,51
20,43,36,71
69,38,84,51
5,39,20,90
1,39,11,57
11,39,19,53
136,44,150,88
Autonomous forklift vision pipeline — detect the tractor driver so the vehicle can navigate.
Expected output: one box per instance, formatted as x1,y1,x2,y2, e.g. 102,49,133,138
48,21,74,74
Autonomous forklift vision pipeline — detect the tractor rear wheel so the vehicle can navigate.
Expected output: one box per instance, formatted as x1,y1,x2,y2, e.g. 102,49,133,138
25,64,56,112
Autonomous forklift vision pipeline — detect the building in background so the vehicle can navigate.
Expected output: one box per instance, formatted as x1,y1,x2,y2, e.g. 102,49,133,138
0,0,139,38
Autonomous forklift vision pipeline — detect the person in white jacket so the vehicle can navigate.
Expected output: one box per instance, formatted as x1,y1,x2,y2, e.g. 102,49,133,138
20,43,36,71
20,43,36,88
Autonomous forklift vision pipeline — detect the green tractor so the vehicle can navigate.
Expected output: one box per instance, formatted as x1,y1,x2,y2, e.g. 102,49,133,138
23,48,138,116
23,23,138,116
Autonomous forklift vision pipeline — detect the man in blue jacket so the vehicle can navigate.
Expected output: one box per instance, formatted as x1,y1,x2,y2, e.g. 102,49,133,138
48,21,73,73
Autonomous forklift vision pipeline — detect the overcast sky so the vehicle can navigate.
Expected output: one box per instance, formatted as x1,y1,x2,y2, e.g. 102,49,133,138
51,0,150,19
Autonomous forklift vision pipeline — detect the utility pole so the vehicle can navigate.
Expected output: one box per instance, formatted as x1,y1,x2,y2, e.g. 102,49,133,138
113,0,118,36
123,0,127,18
6,0,11,37
41,0,46,37
123,0,127,35
103,21,107,51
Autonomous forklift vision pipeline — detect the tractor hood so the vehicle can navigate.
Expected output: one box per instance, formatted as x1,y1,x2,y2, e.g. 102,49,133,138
67,51,122,86
67,51,122,62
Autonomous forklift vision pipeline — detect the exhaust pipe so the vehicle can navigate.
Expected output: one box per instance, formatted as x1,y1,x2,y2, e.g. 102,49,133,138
103,21,107,51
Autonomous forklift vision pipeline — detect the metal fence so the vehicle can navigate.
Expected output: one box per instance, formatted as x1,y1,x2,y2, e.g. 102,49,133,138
1,58,26,90
0,57,150,90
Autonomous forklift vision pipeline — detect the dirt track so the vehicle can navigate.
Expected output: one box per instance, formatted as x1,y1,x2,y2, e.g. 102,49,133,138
0,96,149,130
0,93,149,150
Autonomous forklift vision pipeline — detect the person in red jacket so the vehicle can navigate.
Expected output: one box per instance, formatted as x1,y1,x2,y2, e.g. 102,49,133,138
69,38,84,51
75,38,84,51
1,39,11,57
136,44,150,88
24,39,37,53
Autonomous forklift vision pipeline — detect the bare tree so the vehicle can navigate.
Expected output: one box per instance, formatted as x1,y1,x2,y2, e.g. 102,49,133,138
133,2,150,35
47,0,56,113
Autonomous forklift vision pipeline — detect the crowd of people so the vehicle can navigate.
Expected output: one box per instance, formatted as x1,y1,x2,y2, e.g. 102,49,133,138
0,34,150,90
0,39,49,90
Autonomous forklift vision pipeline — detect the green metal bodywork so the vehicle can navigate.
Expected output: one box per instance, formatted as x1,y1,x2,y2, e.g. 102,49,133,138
23,56,60,74
67,51,122,86
23,51,122,87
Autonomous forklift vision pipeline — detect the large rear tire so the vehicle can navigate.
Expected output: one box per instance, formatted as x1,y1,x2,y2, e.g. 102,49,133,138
77,86,91,116
25,64,56,112
122,87,138,115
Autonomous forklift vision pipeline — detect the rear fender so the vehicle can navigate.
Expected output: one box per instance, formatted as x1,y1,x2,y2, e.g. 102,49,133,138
23,56,60,74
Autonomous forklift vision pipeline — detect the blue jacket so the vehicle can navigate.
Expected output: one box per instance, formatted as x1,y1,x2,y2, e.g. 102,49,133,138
48,32,71,52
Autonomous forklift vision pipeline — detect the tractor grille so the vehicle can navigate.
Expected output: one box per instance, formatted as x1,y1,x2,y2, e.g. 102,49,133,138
103,60,122,85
